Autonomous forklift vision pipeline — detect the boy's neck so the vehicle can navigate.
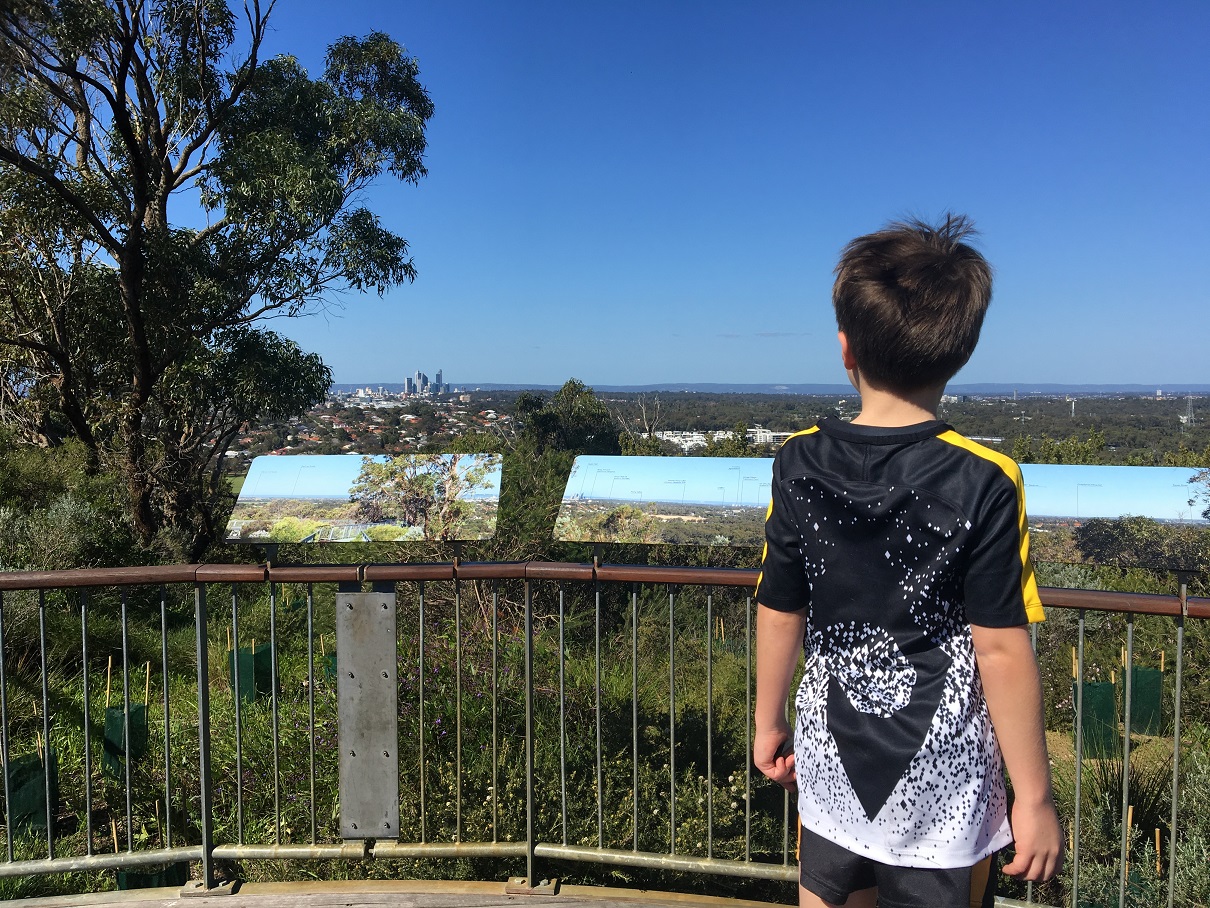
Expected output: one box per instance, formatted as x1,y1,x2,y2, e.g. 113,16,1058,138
849,378,944,428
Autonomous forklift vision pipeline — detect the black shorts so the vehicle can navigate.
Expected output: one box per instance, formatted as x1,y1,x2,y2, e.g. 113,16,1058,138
797,822,997,908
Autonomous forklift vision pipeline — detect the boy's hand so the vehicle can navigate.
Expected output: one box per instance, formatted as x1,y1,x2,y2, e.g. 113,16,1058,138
753,724,797,792
1002,798,1064,882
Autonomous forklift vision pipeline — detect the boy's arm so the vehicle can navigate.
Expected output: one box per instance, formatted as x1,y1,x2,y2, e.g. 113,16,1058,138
753,602,806,792
970,623,1064,883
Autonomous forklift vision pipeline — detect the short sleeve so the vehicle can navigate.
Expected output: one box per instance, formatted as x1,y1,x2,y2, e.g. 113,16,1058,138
756,459,810,612
963,464,1045,627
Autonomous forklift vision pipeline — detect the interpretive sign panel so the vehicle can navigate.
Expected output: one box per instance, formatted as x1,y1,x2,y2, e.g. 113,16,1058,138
1020,464,1202,523
226,453,502,543
554,457,1205,547
554,455,774,546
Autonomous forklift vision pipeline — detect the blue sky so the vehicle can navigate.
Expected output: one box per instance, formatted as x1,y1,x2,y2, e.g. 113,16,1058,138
258,2,1209,387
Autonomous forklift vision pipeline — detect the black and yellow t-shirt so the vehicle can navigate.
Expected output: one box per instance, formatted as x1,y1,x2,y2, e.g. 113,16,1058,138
757,417,1043,868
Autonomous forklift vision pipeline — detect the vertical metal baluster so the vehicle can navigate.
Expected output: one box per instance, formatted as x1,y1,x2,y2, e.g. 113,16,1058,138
491,583,499,842
668,586,676,855
1118,615,1135,908
0,591,12,862
160,587,172,848
1027,619,1039,904
706,588,714,859
195,583,216,890
745,595,752,863
594,578,603,848
1167,577,1187,908
119,590,132,852
558,584,567,846
631,585,639,852
38,590,54,858
524,579,536,887
307,583,316,845
81,591,93,855
418,581,426,843
1072,609,1086,908
231,586,243,844
455,575,463,842
269,581,281,844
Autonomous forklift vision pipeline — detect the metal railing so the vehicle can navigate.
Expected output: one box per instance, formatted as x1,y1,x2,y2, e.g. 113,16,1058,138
0,562,1205,906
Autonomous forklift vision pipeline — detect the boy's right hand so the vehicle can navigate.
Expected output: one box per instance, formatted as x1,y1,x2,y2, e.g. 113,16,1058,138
753,725,797,792
1003,798,1064,883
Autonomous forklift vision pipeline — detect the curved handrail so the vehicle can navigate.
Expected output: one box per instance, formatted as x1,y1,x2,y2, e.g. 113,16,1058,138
1,560,1206,618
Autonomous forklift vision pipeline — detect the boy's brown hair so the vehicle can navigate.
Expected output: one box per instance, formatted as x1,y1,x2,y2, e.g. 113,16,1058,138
833,213,992,391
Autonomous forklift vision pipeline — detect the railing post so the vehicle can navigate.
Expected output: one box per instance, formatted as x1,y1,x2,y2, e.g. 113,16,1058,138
38,590,54,859
524,578,536,887
194,582,216,890
1071,609,1086,908
1118,615,1135,908
0,591,13,863
1167,573,1189,908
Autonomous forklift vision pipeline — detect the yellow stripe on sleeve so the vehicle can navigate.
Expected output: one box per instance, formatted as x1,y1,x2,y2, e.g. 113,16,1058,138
937,430,1046,623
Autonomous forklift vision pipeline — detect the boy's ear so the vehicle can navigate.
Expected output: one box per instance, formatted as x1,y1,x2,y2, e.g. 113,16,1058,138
838,331,858,371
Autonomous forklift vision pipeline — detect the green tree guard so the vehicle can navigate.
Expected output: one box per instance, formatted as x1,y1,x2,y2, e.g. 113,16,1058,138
102,704,149,779
5,748,57,836
1122,666,1163,736
228,644,273,703
1074,680,1120,758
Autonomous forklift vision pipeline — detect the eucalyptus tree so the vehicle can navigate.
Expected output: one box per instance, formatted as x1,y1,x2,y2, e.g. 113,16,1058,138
0,0,433,557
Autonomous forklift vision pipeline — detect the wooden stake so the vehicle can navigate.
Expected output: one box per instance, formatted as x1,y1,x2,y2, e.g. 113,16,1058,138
1161,650,1165,672
227,626,232,652
144,661,151,707
155,799,163,849
36,732,42,762
110,817,119,854
106,655,113,709
1126,804,1134,877
1155,828,1162,876
1121,645,1127,668
1111,670,1116,685
1071,646,1077,679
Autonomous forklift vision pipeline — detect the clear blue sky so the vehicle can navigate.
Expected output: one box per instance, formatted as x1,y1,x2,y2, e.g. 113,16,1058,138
258,2,1209,388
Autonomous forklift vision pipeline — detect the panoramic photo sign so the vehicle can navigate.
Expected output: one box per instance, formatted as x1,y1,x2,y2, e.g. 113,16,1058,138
554,458,1206,546
1019,464,1203,524
554,455,774,546
226,454,503,543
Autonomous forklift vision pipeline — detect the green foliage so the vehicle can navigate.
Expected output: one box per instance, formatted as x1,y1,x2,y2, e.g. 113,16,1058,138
0,430,136,570
1012,428,1108,464
0,2,432,559
514,379,621,457
698,423,755,458
1074,517,1210,573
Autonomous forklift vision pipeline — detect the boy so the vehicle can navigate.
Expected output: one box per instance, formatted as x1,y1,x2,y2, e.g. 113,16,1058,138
753,215,1062,908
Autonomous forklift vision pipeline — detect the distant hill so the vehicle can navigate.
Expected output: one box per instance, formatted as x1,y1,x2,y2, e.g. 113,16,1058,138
334,382,1210,396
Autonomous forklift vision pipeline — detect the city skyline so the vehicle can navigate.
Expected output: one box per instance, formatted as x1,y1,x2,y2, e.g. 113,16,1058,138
261,3,1207,387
